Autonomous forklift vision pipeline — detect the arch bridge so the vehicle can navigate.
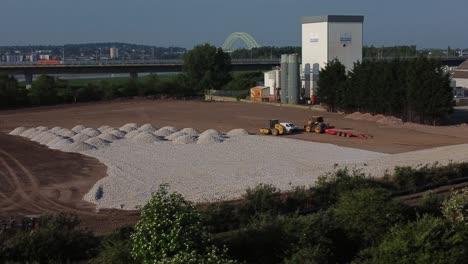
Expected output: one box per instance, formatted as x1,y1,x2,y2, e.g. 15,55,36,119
222,32,261,51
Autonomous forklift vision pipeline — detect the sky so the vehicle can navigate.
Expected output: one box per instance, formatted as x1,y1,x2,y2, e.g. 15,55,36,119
1,0,467,49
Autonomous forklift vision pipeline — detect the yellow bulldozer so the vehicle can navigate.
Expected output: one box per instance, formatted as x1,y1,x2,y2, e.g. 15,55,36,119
259,119,285,136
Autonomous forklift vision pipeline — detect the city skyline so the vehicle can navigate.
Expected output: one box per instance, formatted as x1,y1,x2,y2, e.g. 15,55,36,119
1,0,468,48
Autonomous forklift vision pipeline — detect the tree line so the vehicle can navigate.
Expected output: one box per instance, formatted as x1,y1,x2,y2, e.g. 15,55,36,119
0,44,262,109
317,57,453,125
2,162,468,263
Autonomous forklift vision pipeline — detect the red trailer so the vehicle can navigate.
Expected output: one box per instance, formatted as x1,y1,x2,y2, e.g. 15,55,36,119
324,128,371,139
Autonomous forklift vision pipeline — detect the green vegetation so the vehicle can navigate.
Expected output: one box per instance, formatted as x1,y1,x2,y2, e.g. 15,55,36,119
1,166,468,263
318,57,453,125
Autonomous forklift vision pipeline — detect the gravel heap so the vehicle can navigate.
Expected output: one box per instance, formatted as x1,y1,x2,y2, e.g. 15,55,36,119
38,132,58,145
173,135,198,144
71,125,86,133
62,142,96,152
47,136,68,147
20,128,39,138
81,128,101,137
154,128,174,137
31,131,49,142
124,130,141,139
108,129,126,138
226,128,249,137
58,129,77,138
98,125,111,132
98,133,120,142
85,137,110,148
160,126,178,133
132,131,163,144
71,133,92,143
180,128,199,137
197,133,224,144
8,127,27,136
120,123,139,132
165,131,187,141
139,124,157,132
49,127,63,133
36,126,49,132
50,138,74,150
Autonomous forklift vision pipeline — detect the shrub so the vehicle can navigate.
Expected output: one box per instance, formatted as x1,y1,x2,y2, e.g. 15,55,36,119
442,187,468,225
1,213,98,263
359,215,468,263
29,74,59,105
91,226,136,264
333,188,405,247
241,184,282,217
416,191,444,217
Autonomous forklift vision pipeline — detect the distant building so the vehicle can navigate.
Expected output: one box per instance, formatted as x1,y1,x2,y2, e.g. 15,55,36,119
110,47,119,59
454,60,468,89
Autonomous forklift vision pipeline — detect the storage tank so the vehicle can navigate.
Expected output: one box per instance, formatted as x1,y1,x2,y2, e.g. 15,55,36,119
280,54,289,103
304,63,311,99
288,54,300,104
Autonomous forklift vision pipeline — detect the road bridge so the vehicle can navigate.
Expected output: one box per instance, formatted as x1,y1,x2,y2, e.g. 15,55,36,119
0,57,466,84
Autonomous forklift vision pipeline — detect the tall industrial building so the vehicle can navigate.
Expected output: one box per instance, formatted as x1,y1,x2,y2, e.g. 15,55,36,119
110,47,119,59
301,15,364,100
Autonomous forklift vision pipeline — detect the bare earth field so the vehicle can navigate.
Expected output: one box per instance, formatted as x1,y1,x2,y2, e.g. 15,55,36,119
1,99,468,233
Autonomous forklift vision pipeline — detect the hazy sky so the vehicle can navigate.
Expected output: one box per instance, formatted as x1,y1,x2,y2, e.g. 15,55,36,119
2,0,467,48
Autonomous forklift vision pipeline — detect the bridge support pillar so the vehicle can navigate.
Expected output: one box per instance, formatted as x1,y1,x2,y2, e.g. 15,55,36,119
24,73,33,86
130,72,138,79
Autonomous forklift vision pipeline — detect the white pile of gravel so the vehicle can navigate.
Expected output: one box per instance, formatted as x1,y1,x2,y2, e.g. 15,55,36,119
49,127,63,133
81,128,101,137
132,131,163,144
139,124,157,132
165,131,187,141
71,125,86,133
154,128,174,137
98,125,111,132
120,123,139,133
47,136,68,147
20,128,39,138
8,127,27,136
98,133,120,142
62,142,96,152
72,133,92,143
50,138,74,150
38,132,58,145
226,128,249,137
197,129,225,144
180,128,199,137
160,126,178,133
173,135,198,144
124,130,141,139
85,137,110,148
108,129,126,138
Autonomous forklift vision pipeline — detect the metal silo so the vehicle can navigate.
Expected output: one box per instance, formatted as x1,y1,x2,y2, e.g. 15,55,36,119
304,63,311,100
288,54,299,104
280,54,289,104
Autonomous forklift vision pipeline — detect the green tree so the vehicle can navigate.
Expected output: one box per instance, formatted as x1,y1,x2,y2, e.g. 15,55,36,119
183,44,232,93
0,73,27,108
317,59,347,112
442,187,468,225
29,74,59,105
333,188,404,247
91,226,136,264
130,187,236,264
360,215,468,264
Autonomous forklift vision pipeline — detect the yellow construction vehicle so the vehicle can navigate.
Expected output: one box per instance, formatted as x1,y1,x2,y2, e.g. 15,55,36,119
304,116,331,134
259,119,285,136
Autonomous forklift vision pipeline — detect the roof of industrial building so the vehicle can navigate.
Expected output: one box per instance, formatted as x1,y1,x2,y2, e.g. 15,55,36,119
302,15,364,24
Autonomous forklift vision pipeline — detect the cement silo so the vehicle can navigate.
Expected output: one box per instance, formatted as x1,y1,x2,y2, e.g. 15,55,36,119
304,63,311,99
280,54,289,104
288,54,300,105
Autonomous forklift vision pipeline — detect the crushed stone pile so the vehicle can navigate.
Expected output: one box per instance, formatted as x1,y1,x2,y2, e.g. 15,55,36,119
81,128,101,137
133,131,163,144
50,138,74,150
165,131,187,141
98,133,120,142
71,125,86,133
72,133,92,143
160,126,178,133
180,128,199,137
9,127,27,136
108,129,126,138
226,128,249,137
376,116,404,125
38,132,57,145
85,137,110,149
120,123,139,132
173,135,198,144
59,130,77,138
197,133,224,144
20,128,39,138
344,112,362,119
31,131,49,142
124,130,141,139
98,125,111,132
47,136,68,147
154,128,174,137
36,126,49,132
49,127,63,133
139,124,157,132
62,142,96,152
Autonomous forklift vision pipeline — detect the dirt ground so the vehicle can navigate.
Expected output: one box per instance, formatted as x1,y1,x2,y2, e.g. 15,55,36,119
1,99,467,233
